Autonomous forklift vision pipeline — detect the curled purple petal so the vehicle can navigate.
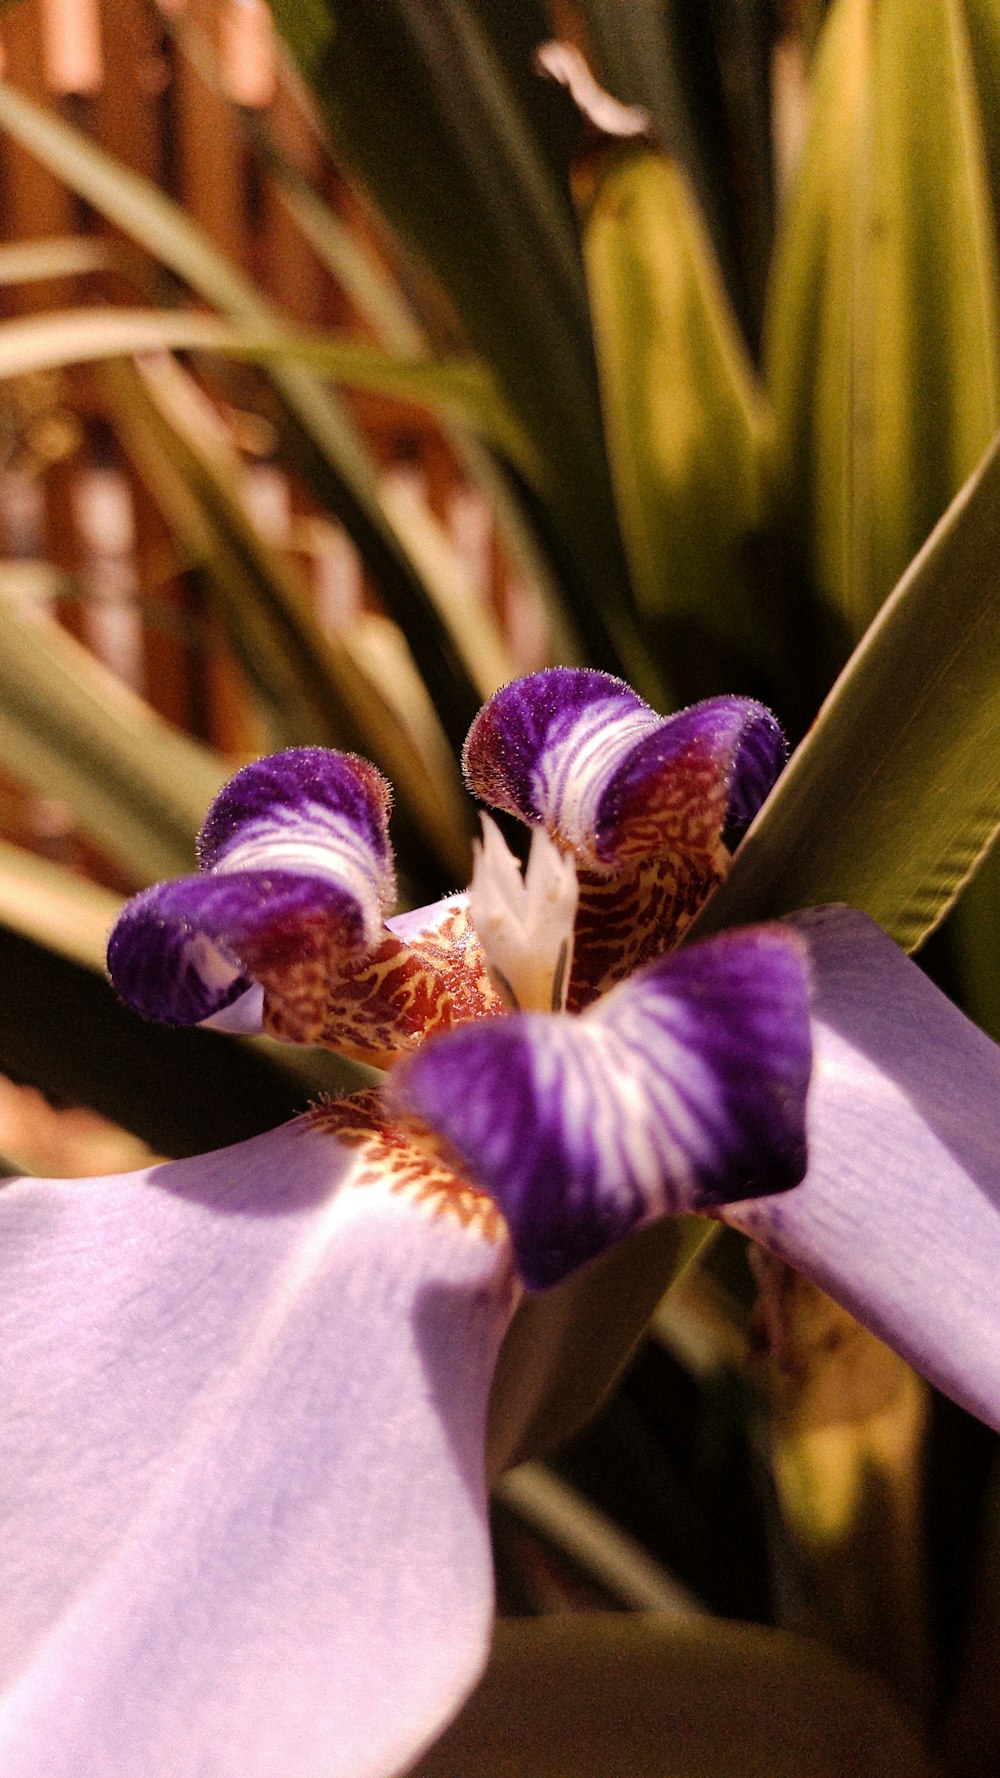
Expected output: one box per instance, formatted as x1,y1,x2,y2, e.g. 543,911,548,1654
107,870,369,1026
722,906,1000,1433
0,1101,514,1778
198,746,394,891
464,668,650,835
399,925,812,1290
463,668,785,867
108,749,397,1029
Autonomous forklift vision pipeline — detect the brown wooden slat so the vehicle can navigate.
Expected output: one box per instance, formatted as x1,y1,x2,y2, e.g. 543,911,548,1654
0,3,78,316
39,0,103,97
255,78,331,325
171,0,248,264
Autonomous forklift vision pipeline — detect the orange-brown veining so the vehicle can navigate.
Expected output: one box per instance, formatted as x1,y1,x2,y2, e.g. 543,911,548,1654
565,746,729,1009
309,1088,507,1242
263,902,504,1067
568,850,723,1012
601,746,728,865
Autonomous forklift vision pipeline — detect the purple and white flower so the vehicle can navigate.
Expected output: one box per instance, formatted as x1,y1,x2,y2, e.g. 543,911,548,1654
3,666,1000,1778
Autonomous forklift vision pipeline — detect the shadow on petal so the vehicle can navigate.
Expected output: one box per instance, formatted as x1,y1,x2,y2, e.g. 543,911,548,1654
0,1113,513,1778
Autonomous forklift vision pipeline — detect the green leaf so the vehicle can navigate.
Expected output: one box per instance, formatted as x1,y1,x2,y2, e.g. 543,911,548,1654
965,0,1000,230
754,1272,931,1717
575,0,768,338
947,832,1000,1040
0,838,121,972
764,0,864,629
766,0,1000,636
691,428,1000,952
582,144,774,686
0,305,539,483
267,0,663,702
411,1616,938,1778
0,593,226,884
487,1219,711,1470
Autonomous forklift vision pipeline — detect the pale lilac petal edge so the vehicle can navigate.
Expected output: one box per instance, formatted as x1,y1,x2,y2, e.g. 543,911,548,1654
723,906,1000,1433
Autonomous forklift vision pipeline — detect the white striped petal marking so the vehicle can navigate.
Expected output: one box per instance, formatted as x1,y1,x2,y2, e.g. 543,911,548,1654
397,923,813,1289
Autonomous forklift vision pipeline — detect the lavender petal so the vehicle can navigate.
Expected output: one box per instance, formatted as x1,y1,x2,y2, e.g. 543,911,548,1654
399,925,812,1290
722,906,1000,1433
200,981,265,1034
0,1105,513,1778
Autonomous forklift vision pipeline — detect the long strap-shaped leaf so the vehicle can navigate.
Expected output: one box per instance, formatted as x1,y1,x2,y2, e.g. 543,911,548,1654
766,0,1000,636
0,79,483,752
575,0,769,340
0,595,225,884
0,838,123,973
0,305,536,479
692,425,1000,953
580,139,776,702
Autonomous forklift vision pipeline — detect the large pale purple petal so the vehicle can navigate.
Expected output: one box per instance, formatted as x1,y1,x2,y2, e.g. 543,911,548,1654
463,668,785,866
399,925,812,1289
721,906,1000,1434
107,749,396,1027
0,1102,514,1778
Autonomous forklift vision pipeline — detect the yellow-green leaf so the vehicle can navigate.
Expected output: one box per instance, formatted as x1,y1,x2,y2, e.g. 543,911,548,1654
583,145,772,674
0,595,226,884
692,427,1000,952
767,0,1000,635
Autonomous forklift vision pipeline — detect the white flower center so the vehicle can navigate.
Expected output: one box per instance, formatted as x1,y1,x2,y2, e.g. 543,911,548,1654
467,815,578,1013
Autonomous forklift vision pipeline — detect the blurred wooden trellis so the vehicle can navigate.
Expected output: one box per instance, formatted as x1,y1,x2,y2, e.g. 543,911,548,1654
0,0,547,887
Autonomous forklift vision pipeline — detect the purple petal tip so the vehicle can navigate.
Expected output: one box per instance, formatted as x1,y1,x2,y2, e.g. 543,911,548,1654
400,924,812,1290
463,671,786,867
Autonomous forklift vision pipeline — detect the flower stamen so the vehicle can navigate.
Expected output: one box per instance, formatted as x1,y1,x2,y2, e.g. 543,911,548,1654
467,815,578,1013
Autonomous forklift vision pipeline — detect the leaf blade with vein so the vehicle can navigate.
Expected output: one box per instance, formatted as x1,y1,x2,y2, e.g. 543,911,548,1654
692,430,1000,951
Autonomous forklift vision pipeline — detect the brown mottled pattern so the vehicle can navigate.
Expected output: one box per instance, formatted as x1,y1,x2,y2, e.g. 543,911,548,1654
247,912,358,1046
309,1087,508,1242
567,850,725,1012
407,902,503,1026
600,745,729,866
565,745,732,1009
265,902,504,1070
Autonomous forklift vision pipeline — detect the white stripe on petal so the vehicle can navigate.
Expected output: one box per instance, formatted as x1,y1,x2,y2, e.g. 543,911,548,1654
534,705,660,856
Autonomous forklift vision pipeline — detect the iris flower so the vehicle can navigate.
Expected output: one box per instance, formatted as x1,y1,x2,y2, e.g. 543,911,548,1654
2,667,1000,1778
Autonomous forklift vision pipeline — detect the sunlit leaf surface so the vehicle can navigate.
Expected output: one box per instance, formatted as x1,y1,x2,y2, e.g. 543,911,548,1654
767,0,1000,634
694,429,1000,951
